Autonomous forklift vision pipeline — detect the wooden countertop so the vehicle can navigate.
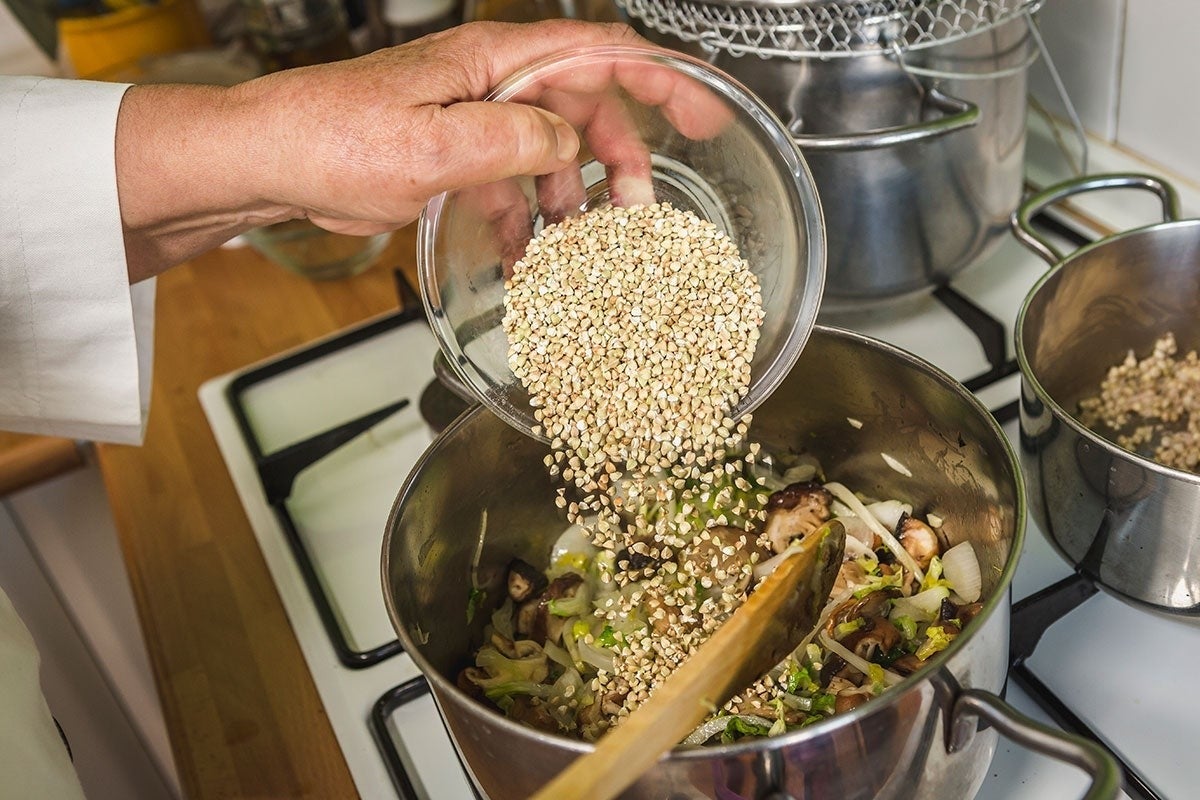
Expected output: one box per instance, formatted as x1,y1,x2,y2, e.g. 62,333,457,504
95,226,418,798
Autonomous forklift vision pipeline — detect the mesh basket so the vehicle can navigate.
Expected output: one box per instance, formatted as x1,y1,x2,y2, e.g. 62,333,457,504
620,0,1043,59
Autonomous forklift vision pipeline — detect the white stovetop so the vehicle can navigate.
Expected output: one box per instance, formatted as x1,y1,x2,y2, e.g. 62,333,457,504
198,124,1200,800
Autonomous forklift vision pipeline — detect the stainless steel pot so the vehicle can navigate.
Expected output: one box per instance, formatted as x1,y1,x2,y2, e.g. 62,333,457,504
1014,172,1200,618
383,326,1118,799
634,13,1036,305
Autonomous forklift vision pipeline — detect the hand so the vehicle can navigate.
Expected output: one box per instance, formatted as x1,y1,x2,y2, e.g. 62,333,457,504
240,20,675,236
115,20,656,277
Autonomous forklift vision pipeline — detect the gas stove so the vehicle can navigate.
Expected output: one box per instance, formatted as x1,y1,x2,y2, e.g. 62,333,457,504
199,142,1200,800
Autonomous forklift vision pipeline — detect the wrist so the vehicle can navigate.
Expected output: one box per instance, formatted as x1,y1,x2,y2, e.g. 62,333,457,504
115,82,299,276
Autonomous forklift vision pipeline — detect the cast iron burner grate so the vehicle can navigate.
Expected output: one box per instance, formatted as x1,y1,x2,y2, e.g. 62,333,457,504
370,677,486,800
222,274,429,668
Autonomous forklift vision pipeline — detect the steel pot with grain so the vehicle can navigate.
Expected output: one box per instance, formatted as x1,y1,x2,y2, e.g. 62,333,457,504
382,326,1118,799
1015,173,1200,618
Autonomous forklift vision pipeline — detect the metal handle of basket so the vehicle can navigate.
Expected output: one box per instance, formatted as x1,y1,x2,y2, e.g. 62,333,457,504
791,87,978,152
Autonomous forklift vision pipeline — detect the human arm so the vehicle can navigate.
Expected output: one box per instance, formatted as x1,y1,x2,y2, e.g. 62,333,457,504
114,19,651,281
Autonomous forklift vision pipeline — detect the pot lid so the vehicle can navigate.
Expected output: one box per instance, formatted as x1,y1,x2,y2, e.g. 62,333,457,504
620,0,1042,60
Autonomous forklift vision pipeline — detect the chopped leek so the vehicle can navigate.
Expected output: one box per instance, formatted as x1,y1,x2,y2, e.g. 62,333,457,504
915,625,957,661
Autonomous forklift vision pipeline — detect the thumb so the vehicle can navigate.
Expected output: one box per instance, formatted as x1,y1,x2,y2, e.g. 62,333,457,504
428,102,579,190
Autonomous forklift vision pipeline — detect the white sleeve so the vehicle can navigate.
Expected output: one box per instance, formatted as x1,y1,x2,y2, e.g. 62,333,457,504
0,76,154,445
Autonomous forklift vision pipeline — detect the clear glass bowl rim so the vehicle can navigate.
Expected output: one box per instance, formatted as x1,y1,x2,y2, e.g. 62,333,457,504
417,43,827,442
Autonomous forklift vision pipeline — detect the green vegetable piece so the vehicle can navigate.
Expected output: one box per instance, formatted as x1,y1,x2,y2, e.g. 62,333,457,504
466,587,485,624
893,614,918,643
811,693,836,714
915,624,957,661
785,662,817,694
868,663,887,693
834,617,864,639
920,555,951,592
598,625,619,648
719,717,774,743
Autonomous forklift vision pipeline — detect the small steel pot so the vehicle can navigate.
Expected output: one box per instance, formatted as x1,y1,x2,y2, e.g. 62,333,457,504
383,326,1117,799
1014,172,1200,618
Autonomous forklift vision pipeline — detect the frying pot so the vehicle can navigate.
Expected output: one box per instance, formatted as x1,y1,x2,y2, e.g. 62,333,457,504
634,12,1035,305
1014,173,1200,617
383,326,1118,799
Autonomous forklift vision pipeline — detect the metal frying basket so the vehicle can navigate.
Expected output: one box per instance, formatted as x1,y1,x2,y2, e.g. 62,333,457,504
620,0,1046,61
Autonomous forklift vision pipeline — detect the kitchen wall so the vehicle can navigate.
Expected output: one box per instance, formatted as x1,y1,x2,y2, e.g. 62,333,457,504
1031,0,1200,189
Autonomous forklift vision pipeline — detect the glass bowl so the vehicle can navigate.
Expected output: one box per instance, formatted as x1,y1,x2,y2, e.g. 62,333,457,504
418,45,825,441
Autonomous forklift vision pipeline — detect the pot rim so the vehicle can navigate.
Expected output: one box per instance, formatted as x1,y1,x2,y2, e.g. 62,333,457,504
1015,217,1200,486
382,324,1027,759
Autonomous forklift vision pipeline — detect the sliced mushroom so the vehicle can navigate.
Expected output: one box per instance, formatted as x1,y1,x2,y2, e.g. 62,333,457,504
506,558,547,603
957,601,985,626
839,617,903,662
897,514,939,570
514,573,584,643
938,597,959,623
507,696,560,734
834,690,872,714
455,668,485,701
827,589,897,631
616,543,660,573
889,654,925,677
576,695,610,741
763,481,833,554
819,654,849,688
679,525,766,594
599,677,630,717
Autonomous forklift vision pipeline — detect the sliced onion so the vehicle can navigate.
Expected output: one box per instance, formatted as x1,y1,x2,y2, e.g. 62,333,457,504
577,640,615,673
941,541,982,603
543,639,573,670
781,462,817,485
752,549,791,581
866,499,912,532
837,513,875,547
843,535,877,562
490,598,515,640
470,509,488,590
818,631,903,687
880,453,913,478
551,520,597,564
889,586,949,623
825,482,925,585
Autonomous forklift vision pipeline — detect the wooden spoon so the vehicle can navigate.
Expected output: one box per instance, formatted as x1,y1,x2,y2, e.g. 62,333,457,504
530,520,846,800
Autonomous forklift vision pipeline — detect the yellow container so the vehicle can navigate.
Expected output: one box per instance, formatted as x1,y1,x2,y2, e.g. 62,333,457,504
58,0,211,81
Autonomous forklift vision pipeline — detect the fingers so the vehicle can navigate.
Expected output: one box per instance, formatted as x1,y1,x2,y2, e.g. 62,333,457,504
453,178,536,278
424,101,581,192
538,86,654,207
437,20,650,97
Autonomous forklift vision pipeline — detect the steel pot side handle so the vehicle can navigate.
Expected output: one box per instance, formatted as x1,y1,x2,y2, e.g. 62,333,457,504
791,87,979,152
1012,172,1182,265
950,689,1122,800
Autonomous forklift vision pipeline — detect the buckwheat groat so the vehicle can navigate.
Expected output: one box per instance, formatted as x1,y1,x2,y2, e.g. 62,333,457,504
1078,332,1200,472
502,202,768,723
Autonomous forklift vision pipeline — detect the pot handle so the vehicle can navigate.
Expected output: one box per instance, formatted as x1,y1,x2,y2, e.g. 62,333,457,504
950,689,1121,800
1012,172,1182,265
791,87,979,152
